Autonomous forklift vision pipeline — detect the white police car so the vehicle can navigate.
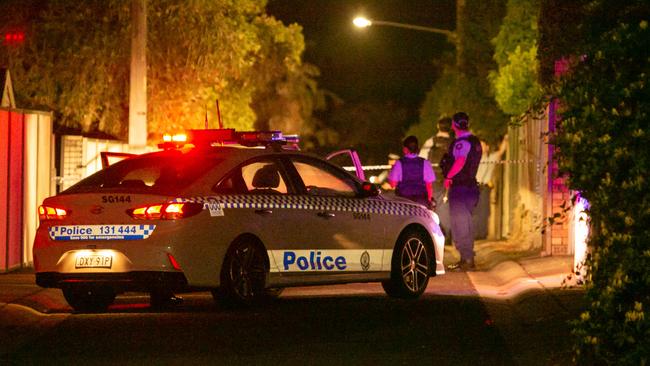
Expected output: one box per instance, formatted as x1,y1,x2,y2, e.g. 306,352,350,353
33,129,445,311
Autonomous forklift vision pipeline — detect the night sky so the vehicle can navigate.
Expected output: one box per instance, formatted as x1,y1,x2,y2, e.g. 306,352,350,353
267,0,456,116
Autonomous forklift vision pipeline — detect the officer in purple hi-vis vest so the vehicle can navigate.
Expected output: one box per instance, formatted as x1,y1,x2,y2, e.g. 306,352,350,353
444,112,482,271
387,135,436,208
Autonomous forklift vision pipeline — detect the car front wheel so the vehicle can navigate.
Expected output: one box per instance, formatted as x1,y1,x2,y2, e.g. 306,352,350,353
382,231,432,299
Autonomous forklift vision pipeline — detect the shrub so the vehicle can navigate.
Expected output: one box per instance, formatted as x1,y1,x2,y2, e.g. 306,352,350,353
554,16,650,364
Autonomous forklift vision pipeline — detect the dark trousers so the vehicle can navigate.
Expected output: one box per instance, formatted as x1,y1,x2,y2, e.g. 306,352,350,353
449,185,480,261
434,183,450,236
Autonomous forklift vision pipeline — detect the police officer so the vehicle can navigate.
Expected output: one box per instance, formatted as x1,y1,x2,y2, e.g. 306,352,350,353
419,117,454,166
388,135,436,208
419,117,454,235
444,112,482,271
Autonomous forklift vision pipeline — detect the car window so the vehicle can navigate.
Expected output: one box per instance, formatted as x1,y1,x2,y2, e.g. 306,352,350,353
214,160,288,195
291,159,357,197
64,152,222,195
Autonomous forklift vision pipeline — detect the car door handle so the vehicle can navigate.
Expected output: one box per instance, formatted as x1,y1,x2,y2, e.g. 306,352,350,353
255,209,273,215
317,211,335,218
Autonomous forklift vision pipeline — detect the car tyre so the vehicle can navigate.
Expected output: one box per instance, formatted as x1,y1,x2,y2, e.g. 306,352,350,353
62,286,116,312
214,238,269,307
264,287,284,299
382,230,432,299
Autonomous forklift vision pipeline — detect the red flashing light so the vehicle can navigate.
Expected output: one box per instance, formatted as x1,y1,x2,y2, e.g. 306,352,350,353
129,202,202,220
3,31,25,45
188,129,236,146
38,205,68,221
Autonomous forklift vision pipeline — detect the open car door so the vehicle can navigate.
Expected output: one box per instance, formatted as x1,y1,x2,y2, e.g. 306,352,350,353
100,152,138,169
325,149,366,181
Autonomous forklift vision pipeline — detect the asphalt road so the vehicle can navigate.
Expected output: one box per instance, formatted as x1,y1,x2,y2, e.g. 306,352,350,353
1,274,585,366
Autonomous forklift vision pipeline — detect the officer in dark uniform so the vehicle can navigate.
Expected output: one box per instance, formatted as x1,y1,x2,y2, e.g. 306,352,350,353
444,112,482,271
388,136,436,208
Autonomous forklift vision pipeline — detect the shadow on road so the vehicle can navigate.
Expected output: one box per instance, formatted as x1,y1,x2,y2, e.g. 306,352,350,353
7,293,517,366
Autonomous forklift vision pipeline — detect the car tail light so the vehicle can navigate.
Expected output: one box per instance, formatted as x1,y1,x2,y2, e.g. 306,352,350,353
167,253,182,271
128,202,202,220
38,205,68,221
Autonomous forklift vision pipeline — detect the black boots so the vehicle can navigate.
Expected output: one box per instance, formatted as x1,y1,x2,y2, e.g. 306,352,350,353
447,259,476,272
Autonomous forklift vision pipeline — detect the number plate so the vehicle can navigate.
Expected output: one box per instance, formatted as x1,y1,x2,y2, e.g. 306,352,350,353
75,254,113,269
49,225,156,241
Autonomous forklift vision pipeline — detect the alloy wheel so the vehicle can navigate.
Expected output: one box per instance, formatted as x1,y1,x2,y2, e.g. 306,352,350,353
400,237,429,293
227,243,266,300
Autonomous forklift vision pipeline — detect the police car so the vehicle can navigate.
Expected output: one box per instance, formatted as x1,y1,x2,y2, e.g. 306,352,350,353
33,129,445,311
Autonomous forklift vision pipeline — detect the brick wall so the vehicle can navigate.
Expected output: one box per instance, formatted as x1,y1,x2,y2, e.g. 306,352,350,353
550,175,571,255
544,96,572,256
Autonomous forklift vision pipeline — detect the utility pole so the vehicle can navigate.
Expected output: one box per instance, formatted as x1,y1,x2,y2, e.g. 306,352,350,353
128,0,147,147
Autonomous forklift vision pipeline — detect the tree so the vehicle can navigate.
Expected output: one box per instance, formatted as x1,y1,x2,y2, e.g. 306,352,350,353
411,0,507,146
489,0,543,116
324,101,409,165
550,1,650,363
0,0,131,136
0,0,321,141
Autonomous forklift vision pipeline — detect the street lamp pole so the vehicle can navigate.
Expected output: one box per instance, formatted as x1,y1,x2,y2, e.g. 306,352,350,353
361,19,456,41
128,0,147,148
353,15,460,66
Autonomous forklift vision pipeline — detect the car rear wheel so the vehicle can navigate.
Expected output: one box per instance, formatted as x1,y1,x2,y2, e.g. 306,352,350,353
264,287,284,299
382,231,432,299
214,238,269,307
62,286,116,312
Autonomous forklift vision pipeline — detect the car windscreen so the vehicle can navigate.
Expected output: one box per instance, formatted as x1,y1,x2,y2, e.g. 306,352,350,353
63,152,223,195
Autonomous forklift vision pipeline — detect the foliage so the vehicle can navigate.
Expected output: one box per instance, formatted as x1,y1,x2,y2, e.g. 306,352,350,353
413,0,507,147
552,2,650,363
0,0,131,135
0,0,321,141
489,0,543,116
537,0,585,87
323,101,409,165
413,66,506,146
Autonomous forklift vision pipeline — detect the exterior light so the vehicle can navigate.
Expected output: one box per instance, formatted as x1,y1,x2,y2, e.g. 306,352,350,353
172,133,187,142
353,17,372,28
162,133,187,142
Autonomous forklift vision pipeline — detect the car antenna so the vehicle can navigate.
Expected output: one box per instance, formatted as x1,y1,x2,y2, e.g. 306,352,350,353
204,105,209,129
216,99,224,129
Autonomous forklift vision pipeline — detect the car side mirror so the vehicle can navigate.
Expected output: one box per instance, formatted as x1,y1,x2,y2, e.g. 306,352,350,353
359,182,380,197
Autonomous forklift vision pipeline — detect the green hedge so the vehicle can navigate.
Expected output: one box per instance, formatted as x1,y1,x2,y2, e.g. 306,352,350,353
554,15,650,365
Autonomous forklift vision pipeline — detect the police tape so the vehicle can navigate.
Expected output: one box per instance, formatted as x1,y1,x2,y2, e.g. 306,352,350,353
343,159,537,172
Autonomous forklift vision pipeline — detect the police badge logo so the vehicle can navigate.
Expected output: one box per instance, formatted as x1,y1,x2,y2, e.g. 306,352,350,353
360,251,370,271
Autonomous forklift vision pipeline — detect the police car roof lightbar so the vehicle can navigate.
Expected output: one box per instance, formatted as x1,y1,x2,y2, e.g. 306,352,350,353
158,129,300,150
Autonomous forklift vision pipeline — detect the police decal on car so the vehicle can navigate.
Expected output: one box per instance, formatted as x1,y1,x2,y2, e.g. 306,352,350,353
268,249,389,272
174,195,432,218
205,201,225,217
48,224,156,241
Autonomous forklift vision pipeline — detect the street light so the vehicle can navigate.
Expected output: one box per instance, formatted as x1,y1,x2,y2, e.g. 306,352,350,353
353,16,457,43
